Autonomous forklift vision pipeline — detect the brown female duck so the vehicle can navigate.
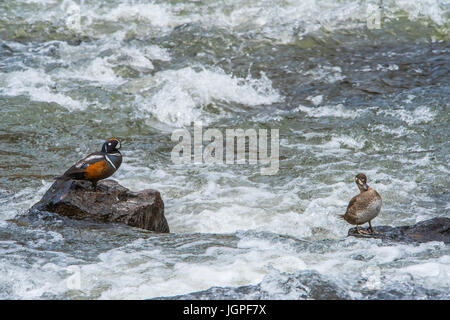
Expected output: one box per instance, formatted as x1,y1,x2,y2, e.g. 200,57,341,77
340,173,382,234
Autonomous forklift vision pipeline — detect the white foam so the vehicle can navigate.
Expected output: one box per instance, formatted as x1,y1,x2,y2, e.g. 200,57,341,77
379,105,437,125
295,103,361,119
371,124,414,137
0,69,86,111
69,241,449,298
306,94,323,106
55,39,170,81
304,65,345,83
11,0,450,43
393,0,447,25
101,3,181,29
72,57,124,84
317,135,365,153
133,67,282,126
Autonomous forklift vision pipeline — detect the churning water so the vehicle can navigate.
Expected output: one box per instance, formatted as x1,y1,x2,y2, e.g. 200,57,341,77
0,0,449,299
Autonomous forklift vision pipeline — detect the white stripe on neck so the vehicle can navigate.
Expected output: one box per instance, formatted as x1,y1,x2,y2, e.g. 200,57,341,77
104,154,116,170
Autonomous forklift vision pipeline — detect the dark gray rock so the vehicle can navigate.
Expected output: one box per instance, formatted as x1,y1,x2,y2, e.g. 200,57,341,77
29,178,169,233
348,217,449,244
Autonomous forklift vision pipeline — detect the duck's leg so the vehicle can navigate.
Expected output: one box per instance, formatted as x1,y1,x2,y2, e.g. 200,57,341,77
92,181,97,191
368,221,374,234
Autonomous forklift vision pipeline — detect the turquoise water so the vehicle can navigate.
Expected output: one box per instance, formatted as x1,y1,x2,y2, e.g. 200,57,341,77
0,0,449,299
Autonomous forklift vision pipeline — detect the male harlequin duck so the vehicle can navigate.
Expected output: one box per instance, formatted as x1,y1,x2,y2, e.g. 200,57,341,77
58,138,122,190
340,173,382,234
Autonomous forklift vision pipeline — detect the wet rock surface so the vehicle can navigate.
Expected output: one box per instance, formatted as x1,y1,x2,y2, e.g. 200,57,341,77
348,217,449,244
26,179,169,233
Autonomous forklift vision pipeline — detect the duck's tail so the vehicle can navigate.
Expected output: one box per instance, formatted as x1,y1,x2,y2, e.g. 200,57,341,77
336,214,346,220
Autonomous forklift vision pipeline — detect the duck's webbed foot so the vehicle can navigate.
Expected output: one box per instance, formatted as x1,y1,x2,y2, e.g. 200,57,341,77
356,225,371,235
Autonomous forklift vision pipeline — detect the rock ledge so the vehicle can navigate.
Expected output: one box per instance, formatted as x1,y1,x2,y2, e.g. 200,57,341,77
30,179,169,233
348,217,449,244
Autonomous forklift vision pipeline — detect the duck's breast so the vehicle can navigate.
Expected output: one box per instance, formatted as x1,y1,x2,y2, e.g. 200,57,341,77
356,194,382,224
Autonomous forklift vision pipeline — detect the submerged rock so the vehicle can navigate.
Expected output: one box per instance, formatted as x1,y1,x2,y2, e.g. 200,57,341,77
153,270,350,300
28,179,169,233
348,217,449,244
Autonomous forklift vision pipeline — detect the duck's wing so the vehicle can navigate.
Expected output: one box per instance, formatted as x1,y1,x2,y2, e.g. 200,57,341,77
345,191,380,219
345,195,359,216
344,194,370,221
62,152,105,180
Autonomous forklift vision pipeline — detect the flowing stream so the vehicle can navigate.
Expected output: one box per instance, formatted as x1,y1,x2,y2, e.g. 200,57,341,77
0,0,449,299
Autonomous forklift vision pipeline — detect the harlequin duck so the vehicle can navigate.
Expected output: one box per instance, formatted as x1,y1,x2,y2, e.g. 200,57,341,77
340,173,382,234
58,138,122,190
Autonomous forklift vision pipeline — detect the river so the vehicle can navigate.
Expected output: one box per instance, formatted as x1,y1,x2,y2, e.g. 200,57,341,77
0,0,449,299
